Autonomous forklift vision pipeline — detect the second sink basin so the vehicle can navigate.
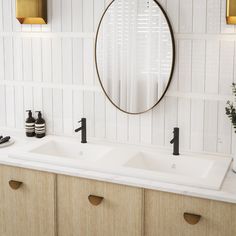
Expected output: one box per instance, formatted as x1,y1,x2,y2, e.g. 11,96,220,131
124,152,213,178
96,149,232,190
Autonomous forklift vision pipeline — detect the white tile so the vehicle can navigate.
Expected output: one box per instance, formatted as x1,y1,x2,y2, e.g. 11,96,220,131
72,0,83,32
62,38,73,84
83,91,95,137
152,101,165,146
61,0,72,32
52,38,62,83
13,38,23,81
0,85,6,126
32,38,42,82
42,38,52,83
217,101,232,154
43,88,54,134
63,89,73,135
178,98,191,150
4,37,13,80
193,0,206,33
204,101,218,152
192,40,205,93
53,89,63,135
191,100,204,152
94,92,106,139
5,86,15,127
205,40,220,94
14,86,24,129
207,0,221,34
178,40,192,92
83,0,94,32
179,0,193,33
164,97,178,146
166,0,179,33
22,38,32,81
219,41,235,95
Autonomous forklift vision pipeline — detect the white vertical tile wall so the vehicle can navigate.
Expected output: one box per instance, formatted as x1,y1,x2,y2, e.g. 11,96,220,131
0,0,235,155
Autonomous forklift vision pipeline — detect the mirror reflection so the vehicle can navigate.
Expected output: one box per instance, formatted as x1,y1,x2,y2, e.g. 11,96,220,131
96,0,175,114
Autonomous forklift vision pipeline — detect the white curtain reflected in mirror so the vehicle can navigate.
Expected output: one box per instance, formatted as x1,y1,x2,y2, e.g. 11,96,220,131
96,0,174,114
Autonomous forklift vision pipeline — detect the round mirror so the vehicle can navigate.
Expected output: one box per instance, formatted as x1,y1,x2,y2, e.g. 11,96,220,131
95,0,175,114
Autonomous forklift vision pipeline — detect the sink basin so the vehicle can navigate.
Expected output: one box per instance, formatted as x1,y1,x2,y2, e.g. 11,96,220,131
30,140,110,161
124,152,213,178
9,139,113,168
123,152,231,190
96,149,232,190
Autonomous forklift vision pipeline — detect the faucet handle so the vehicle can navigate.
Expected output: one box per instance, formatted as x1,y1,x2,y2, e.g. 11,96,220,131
173,127,179,133
78,118,84,122
78,118,86,124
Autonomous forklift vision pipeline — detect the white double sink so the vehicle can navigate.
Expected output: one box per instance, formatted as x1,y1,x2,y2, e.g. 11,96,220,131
9,138,232,190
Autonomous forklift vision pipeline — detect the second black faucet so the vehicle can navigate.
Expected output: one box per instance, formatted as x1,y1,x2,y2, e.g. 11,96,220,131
75,118,87,144
170,127,180,156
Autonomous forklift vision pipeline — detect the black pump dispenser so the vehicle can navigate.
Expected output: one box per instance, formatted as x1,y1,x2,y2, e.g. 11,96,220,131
25,110,35,137
35,111,46,138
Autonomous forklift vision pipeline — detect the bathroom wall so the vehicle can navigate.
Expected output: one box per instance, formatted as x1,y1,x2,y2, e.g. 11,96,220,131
0,0,235,155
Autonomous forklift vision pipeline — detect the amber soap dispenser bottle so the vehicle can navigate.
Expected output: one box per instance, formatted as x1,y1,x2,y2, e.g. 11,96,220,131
35,111,46,138
25,110,35,137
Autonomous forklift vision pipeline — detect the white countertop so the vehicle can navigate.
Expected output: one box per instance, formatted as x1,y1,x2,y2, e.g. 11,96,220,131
0,130,236,204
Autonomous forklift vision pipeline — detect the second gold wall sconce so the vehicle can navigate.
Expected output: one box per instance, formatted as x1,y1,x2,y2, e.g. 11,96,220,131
227,0,236,24
16,0,47,24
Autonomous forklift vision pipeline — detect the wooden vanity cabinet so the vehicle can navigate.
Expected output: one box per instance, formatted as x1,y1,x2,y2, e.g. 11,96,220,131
145,190,236,236
1,164,236,236
57,175,144,236
0,165,56,236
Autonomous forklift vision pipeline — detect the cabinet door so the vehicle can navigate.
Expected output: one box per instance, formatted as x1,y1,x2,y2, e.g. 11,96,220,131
145,190,236,236
0,165,56,236
57,175,143,236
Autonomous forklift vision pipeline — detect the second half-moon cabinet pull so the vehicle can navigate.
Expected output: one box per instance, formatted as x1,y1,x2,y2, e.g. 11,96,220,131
184,213,202,225
88,195,104,206
9,180,23,190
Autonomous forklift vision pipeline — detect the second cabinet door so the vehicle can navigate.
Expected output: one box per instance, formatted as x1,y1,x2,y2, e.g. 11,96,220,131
57,175,143,236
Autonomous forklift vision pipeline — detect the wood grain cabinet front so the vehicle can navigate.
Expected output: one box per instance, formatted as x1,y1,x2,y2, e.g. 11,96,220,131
0,165,56,236
145,190,236,236
57,175,144,236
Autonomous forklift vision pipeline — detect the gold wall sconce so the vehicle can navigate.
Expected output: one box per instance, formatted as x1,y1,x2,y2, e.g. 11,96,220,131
227,0,236,24
16,0,47,24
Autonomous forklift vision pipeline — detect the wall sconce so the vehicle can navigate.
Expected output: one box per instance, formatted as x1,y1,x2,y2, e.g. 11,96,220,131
226,0,236,24
16,0,47,24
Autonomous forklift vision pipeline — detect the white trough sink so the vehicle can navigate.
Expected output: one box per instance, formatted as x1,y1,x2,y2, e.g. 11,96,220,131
8,138,232,190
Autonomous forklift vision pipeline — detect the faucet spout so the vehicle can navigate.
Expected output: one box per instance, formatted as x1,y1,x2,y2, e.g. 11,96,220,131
75,127,82,133
170,137,175,144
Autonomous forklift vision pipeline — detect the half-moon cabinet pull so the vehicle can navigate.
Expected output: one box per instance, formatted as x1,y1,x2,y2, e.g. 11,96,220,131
88,195,104,206
184,213,201,225
9,180,23,190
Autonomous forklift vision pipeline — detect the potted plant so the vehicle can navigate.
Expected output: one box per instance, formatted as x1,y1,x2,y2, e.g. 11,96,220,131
225,83,236,173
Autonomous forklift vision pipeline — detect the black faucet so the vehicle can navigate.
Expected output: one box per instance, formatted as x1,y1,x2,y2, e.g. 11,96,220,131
170,127,179,156
75,118,87,144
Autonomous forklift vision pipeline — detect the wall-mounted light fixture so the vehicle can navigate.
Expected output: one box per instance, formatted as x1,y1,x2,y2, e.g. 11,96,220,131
226,0,236,24
16,0,47,24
